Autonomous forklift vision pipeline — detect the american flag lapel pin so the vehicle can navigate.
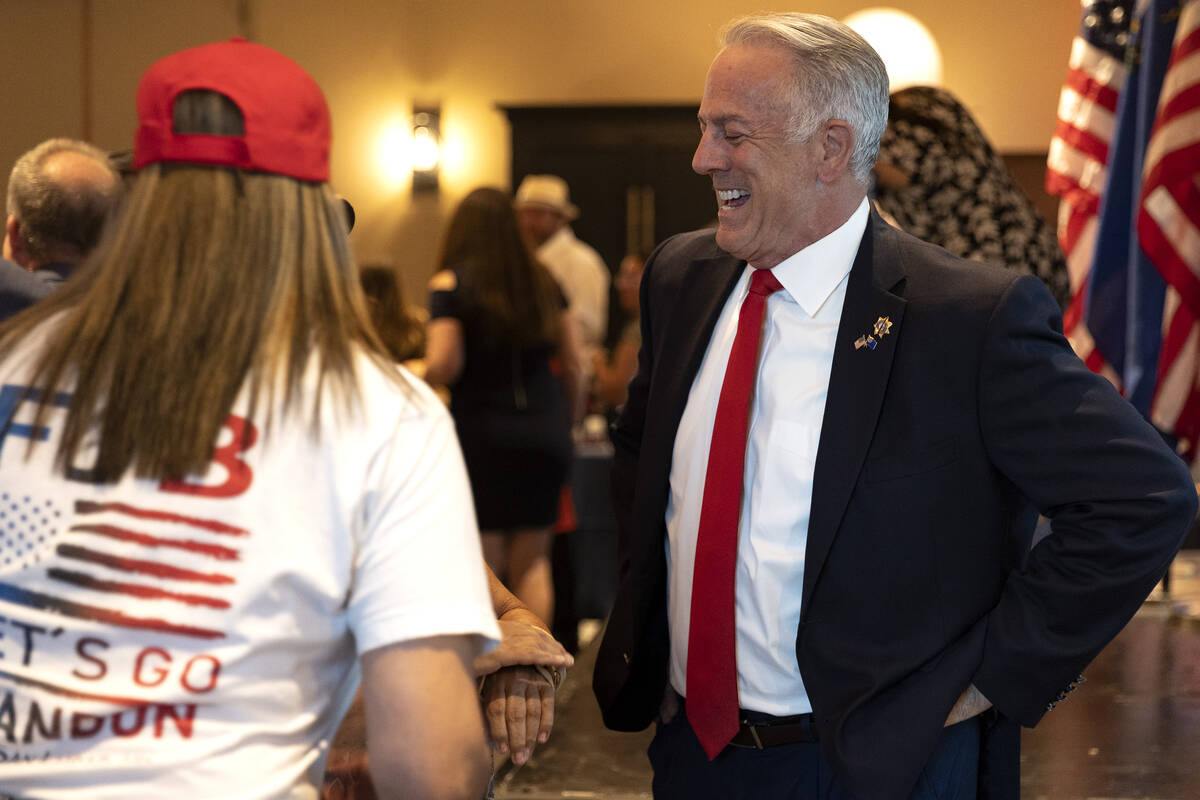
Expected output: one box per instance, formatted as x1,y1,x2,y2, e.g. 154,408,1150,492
854,335,877,351
855,316,892,351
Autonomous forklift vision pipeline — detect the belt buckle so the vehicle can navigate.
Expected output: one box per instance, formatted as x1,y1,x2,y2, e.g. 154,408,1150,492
746,723,764,749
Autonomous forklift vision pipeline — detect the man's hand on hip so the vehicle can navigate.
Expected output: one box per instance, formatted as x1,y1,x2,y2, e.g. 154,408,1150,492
945,683,992,726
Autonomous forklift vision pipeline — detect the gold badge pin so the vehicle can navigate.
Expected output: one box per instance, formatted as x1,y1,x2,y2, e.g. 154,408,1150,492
855,316,893,351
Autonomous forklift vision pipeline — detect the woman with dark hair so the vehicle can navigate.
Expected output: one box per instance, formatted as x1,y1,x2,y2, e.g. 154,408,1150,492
592,251,647,412
425,187,584,624
0,40,498,799
347,260,575,776
359,262,427,364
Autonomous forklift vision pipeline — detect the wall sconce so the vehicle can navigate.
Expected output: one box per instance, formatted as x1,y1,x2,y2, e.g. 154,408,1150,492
843,8,943,91
411,106,440,194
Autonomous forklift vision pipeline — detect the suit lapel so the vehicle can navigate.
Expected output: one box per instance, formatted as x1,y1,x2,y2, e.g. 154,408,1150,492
802,213,907,614
630,248,743,600
645,252,745,469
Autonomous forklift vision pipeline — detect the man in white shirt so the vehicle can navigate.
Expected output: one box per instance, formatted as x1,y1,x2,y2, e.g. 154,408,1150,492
593,12,1195,800
515,174,610,351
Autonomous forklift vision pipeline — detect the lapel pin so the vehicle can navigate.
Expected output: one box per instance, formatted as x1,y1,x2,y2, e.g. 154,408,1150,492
854,335,877,351
854,316,892,352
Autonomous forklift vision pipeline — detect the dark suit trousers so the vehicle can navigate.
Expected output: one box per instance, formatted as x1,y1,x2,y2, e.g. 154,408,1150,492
648,707,980,800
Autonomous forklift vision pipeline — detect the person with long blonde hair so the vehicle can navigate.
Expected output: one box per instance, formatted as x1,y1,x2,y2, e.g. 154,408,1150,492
0,40,497,800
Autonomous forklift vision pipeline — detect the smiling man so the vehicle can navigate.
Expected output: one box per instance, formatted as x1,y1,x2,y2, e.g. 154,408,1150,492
592,12,1196,800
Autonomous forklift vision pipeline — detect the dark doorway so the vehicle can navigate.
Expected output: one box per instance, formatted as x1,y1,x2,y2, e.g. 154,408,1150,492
505,105,716,334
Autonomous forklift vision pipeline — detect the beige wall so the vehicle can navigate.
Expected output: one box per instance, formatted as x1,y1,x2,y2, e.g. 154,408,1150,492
1,1,86,166
0,0,1079,300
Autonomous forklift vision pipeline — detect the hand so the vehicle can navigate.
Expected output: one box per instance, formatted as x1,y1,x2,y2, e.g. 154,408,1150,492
473,619,573,677
479,665,556,765
944,683,992,726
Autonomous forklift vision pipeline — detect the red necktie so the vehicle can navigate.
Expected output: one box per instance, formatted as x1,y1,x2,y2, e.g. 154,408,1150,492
687,267,784,760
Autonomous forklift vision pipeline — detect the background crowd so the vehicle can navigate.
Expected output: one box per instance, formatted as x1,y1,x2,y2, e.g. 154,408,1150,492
0,6,1195,800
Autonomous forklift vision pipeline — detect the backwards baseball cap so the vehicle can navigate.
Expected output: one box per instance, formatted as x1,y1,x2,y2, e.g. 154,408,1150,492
134,38,330,182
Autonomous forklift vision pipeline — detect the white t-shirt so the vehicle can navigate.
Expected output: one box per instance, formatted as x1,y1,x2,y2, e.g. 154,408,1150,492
0,339,500,799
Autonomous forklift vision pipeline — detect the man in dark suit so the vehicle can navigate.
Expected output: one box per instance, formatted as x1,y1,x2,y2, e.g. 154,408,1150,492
0,138,119,322
0,255,53,321
592,12,1196,800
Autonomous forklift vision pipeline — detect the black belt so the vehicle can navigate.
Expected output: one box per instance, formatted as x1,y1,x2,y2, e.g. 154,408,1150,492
727,710,819,749
676,692,818,749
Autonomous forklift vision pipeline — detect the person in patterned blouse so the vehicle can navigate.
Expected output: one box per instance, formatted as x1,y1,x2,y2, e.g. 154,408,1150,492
873,85,1071,308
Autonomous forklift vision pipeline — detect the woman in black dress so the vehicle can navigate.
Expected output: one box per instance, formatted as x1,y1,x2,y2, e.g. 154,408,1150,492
425,187,583,622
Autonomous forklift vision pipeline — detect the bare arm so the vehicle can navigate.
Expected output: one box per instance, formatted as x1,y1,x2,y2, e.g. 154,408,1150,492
557,308,587,425
423,318,464,386
476,565,573,765
477,565,572,673
424,270,465,386
483,564,551,638
362,635,489,800
591,337,639,409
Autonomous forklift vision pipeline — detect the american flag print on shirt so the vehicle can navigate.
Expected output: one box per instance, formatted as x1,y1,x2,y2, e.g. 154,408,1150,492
0,496,245,640
0,384,257,641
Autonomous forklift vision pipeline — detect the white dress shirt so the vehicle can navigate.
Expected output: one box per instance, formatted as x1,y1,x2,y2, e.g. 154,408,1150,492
666,198,870,715
537,225,610,350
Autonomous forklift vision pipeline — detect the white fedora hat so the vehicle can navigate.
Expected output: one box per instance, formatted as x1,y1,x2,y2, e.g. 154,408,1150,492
514,174,580,220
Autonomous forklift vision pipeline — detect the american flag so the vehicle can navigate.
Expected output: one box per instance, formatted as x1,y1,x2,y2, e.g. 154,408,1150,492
1048,0,1200,459
0,494,244,641
1138,1,1200,452
1046,0,1135,377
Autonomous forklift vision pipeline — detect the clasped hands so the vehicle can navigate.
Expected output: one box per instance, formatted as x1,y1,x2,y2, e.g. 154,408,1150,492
474,619,574,765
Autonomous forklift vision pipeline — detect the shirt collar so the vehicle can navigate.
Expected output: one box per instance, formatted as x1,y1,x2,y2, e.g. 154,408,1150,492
543,225,575,249
765,197,869,317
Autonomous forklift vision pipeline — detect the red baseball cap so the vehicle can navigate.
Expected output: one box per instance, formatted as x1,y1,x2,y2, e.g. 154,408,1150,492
133,38,330,182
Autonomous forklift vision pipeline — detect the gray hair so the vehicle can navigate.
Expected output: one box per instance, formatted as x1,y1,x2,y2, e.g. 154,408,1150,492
7,137,121,264
722,13,889,183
